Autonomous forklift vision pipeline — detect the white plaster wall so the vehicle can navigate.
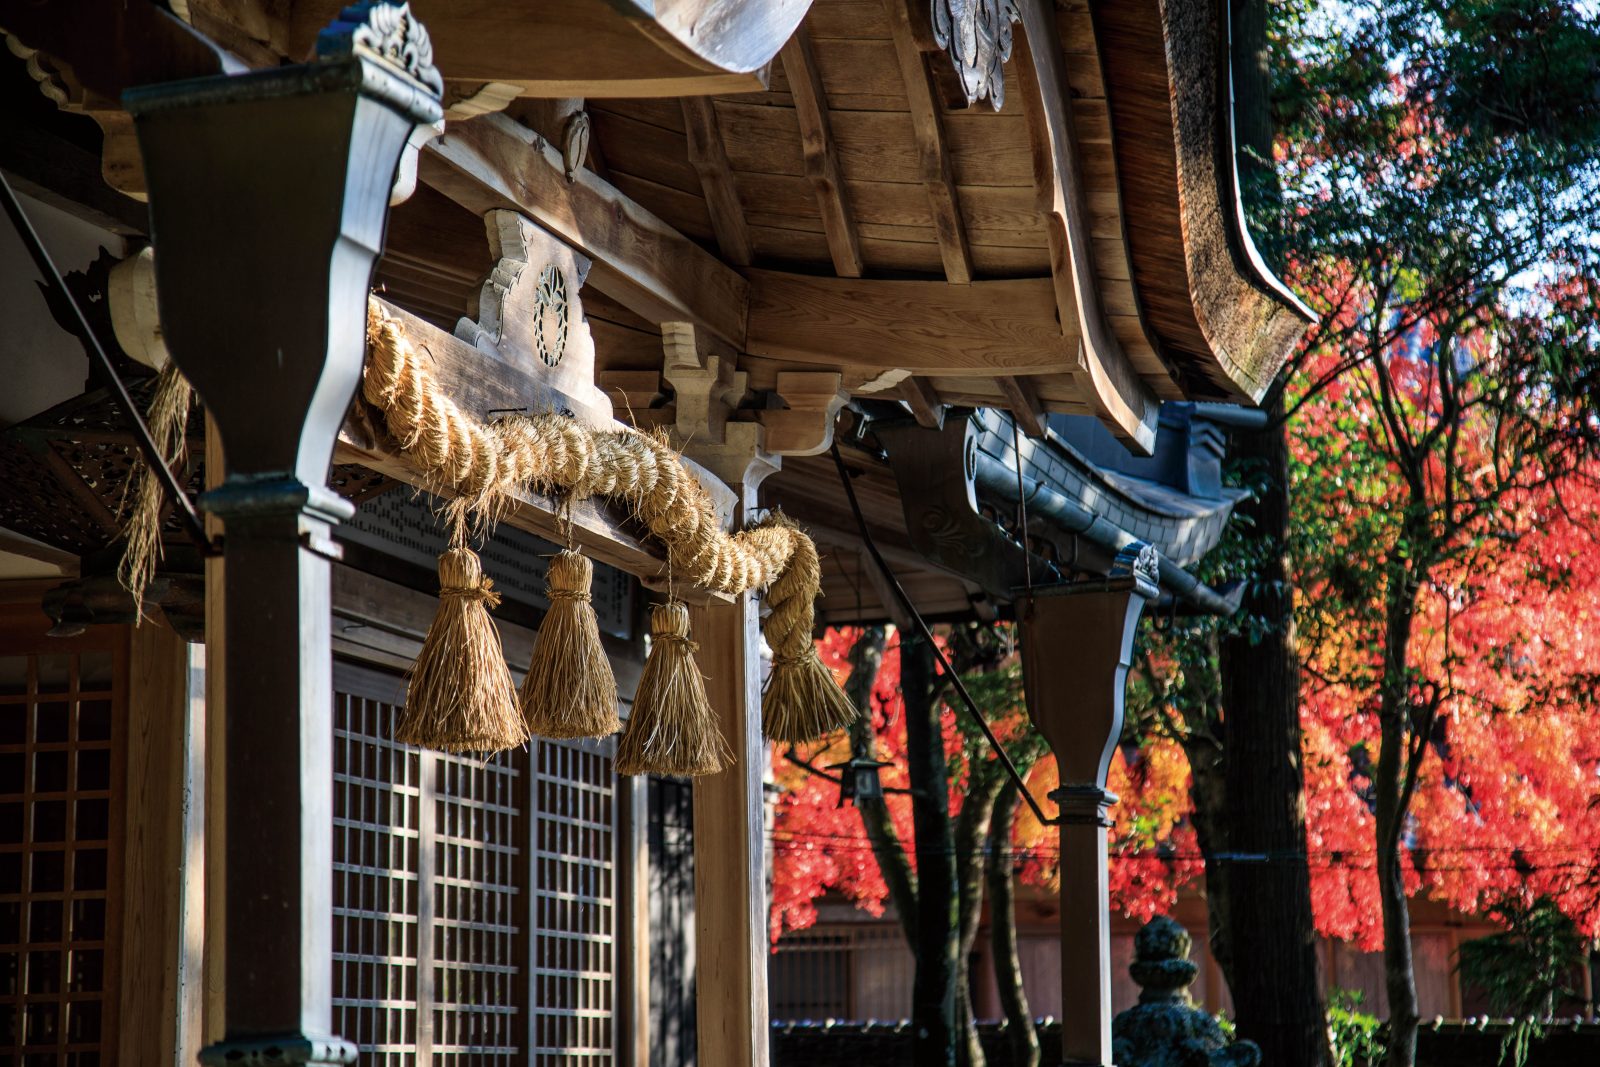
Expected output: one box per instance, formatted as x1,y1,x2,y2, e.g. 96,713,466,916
0,191,126,429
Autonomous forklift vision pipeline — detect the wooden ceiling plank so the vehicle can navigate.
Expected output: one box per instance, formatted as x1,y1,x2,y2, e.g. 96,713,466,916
746,269,1078,375
1013,0,1160,452
681,97,755,266
422,113,749,346
780,27,866,278
881,0,975,284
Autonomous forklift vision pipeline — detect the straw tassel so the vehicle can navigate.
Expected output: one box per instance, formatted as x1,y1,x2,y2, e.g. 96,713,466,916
520,549,621,738
615,600,731,777
396,517,528,754
117,362,192,619
757,516,859,744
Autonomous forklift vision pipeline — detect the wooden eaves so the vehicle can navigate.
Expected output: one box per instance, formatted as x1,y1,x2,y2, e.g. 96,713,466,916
2,0,1316,462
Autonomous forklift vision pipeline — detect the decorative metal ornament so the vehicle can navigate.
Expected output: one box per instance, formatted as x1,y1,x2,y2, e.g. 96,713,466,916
1110,540,1162,591
533,264,569,367
931,0,1019,111
562,110,591,184
318,1,444,96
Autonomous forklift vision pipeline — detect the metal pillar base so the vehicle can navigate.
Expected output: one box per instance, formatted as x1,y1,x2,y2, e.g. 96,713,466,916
197,1036,358,1066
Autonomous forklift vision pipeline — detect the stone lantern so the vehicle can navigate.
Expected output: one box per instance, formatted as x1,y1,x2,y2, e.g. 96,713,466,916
1111,916,1262,1067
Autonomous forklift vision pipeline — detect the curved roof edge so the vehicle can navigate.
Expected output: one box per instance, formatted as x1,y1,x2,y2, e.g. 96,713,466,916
1090,0,1314,405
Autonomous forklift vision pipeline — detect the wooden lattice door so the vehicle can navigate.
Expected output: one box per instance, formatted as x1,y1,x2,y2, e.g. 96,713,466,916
332,660,620,1065
528,738,615,1065
332,662,528,1065
0,627,124,1066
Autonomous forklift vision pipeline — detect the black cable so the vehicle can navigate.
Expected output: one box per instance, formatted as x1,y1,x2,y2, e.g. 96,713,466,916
0,171,216,556
1012,416,1032,592
830,442,1057,827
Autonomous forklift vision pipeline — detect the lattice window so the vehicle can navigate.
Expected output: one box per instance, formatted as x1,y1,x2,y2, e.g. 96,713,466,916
529,739,615,1065
332,681,422,1066
0,637,123,1066
332,663,526,1065
431,749,521,1063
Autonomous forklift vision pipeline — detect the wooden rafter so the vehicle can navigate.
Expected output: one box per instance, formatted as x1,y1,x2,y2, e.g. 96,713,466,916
681,97,754,267
779,26,864,278
1013,0,1159,452
898,376,946,429
422,113,749,346
997,376,1048,438
882,0,974,284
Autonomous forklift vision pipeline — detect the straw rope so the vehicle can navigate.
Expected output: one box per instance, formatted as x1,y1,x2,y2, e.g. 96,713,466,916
117,362,192,619
363,301,855,741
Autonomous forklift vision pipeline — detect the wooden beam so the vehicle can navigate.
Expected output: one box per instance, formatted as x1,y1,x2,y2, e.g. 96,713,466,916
0,529,78,576
779,27,864,278
882,0,974,284
997,375,1048,438
691,478,770,1067
286,0,804,97
745,269,1079,375
422,113,749,345
1013,1,1159,452
342,300,738,592
680,97,753,267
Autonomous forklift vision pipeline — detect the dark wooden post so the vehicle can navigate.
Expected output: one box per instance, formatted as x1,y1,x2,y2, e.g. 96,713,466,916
1017,544,1159,1067
123,6,442,1063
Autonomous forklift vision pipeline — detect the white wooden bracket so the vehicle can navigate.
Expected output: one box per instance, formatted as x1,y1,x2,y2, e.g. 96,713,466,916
455,208,615,426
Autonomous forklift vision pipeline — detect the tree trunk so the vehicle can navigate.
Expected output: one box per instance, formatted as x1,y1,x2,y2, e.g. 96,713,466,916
1218,403,1331,1067
987,781,1040,1067
1216,0,1332,1058
953,770,1005,1067
845,627,919,943
1182,729,1234,991
904,632,960,1066
1377,577,1423,1067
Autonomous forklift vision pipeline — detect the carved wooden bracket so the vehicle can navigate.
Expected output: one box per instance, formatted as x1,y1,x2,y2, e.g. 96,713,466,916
659,321,777,490
758,372,849,456
596,370,672,430
661,320,747,444
455,208,613,426
4,33,146,199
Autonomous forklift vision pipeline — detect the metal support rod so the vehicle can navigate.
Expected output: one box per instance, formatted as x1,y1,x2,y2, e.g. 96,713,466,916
830,443,1058,827
0,170,216,555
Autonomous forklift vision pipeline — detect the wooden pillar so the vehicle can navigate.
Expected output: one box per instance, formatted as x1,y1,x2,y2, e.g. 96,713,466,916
123,13,443,1063
201,418,226,1046
1017,545,1157,1067
690,472,773,1067
120,621,205,1064
618,775,652,1067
